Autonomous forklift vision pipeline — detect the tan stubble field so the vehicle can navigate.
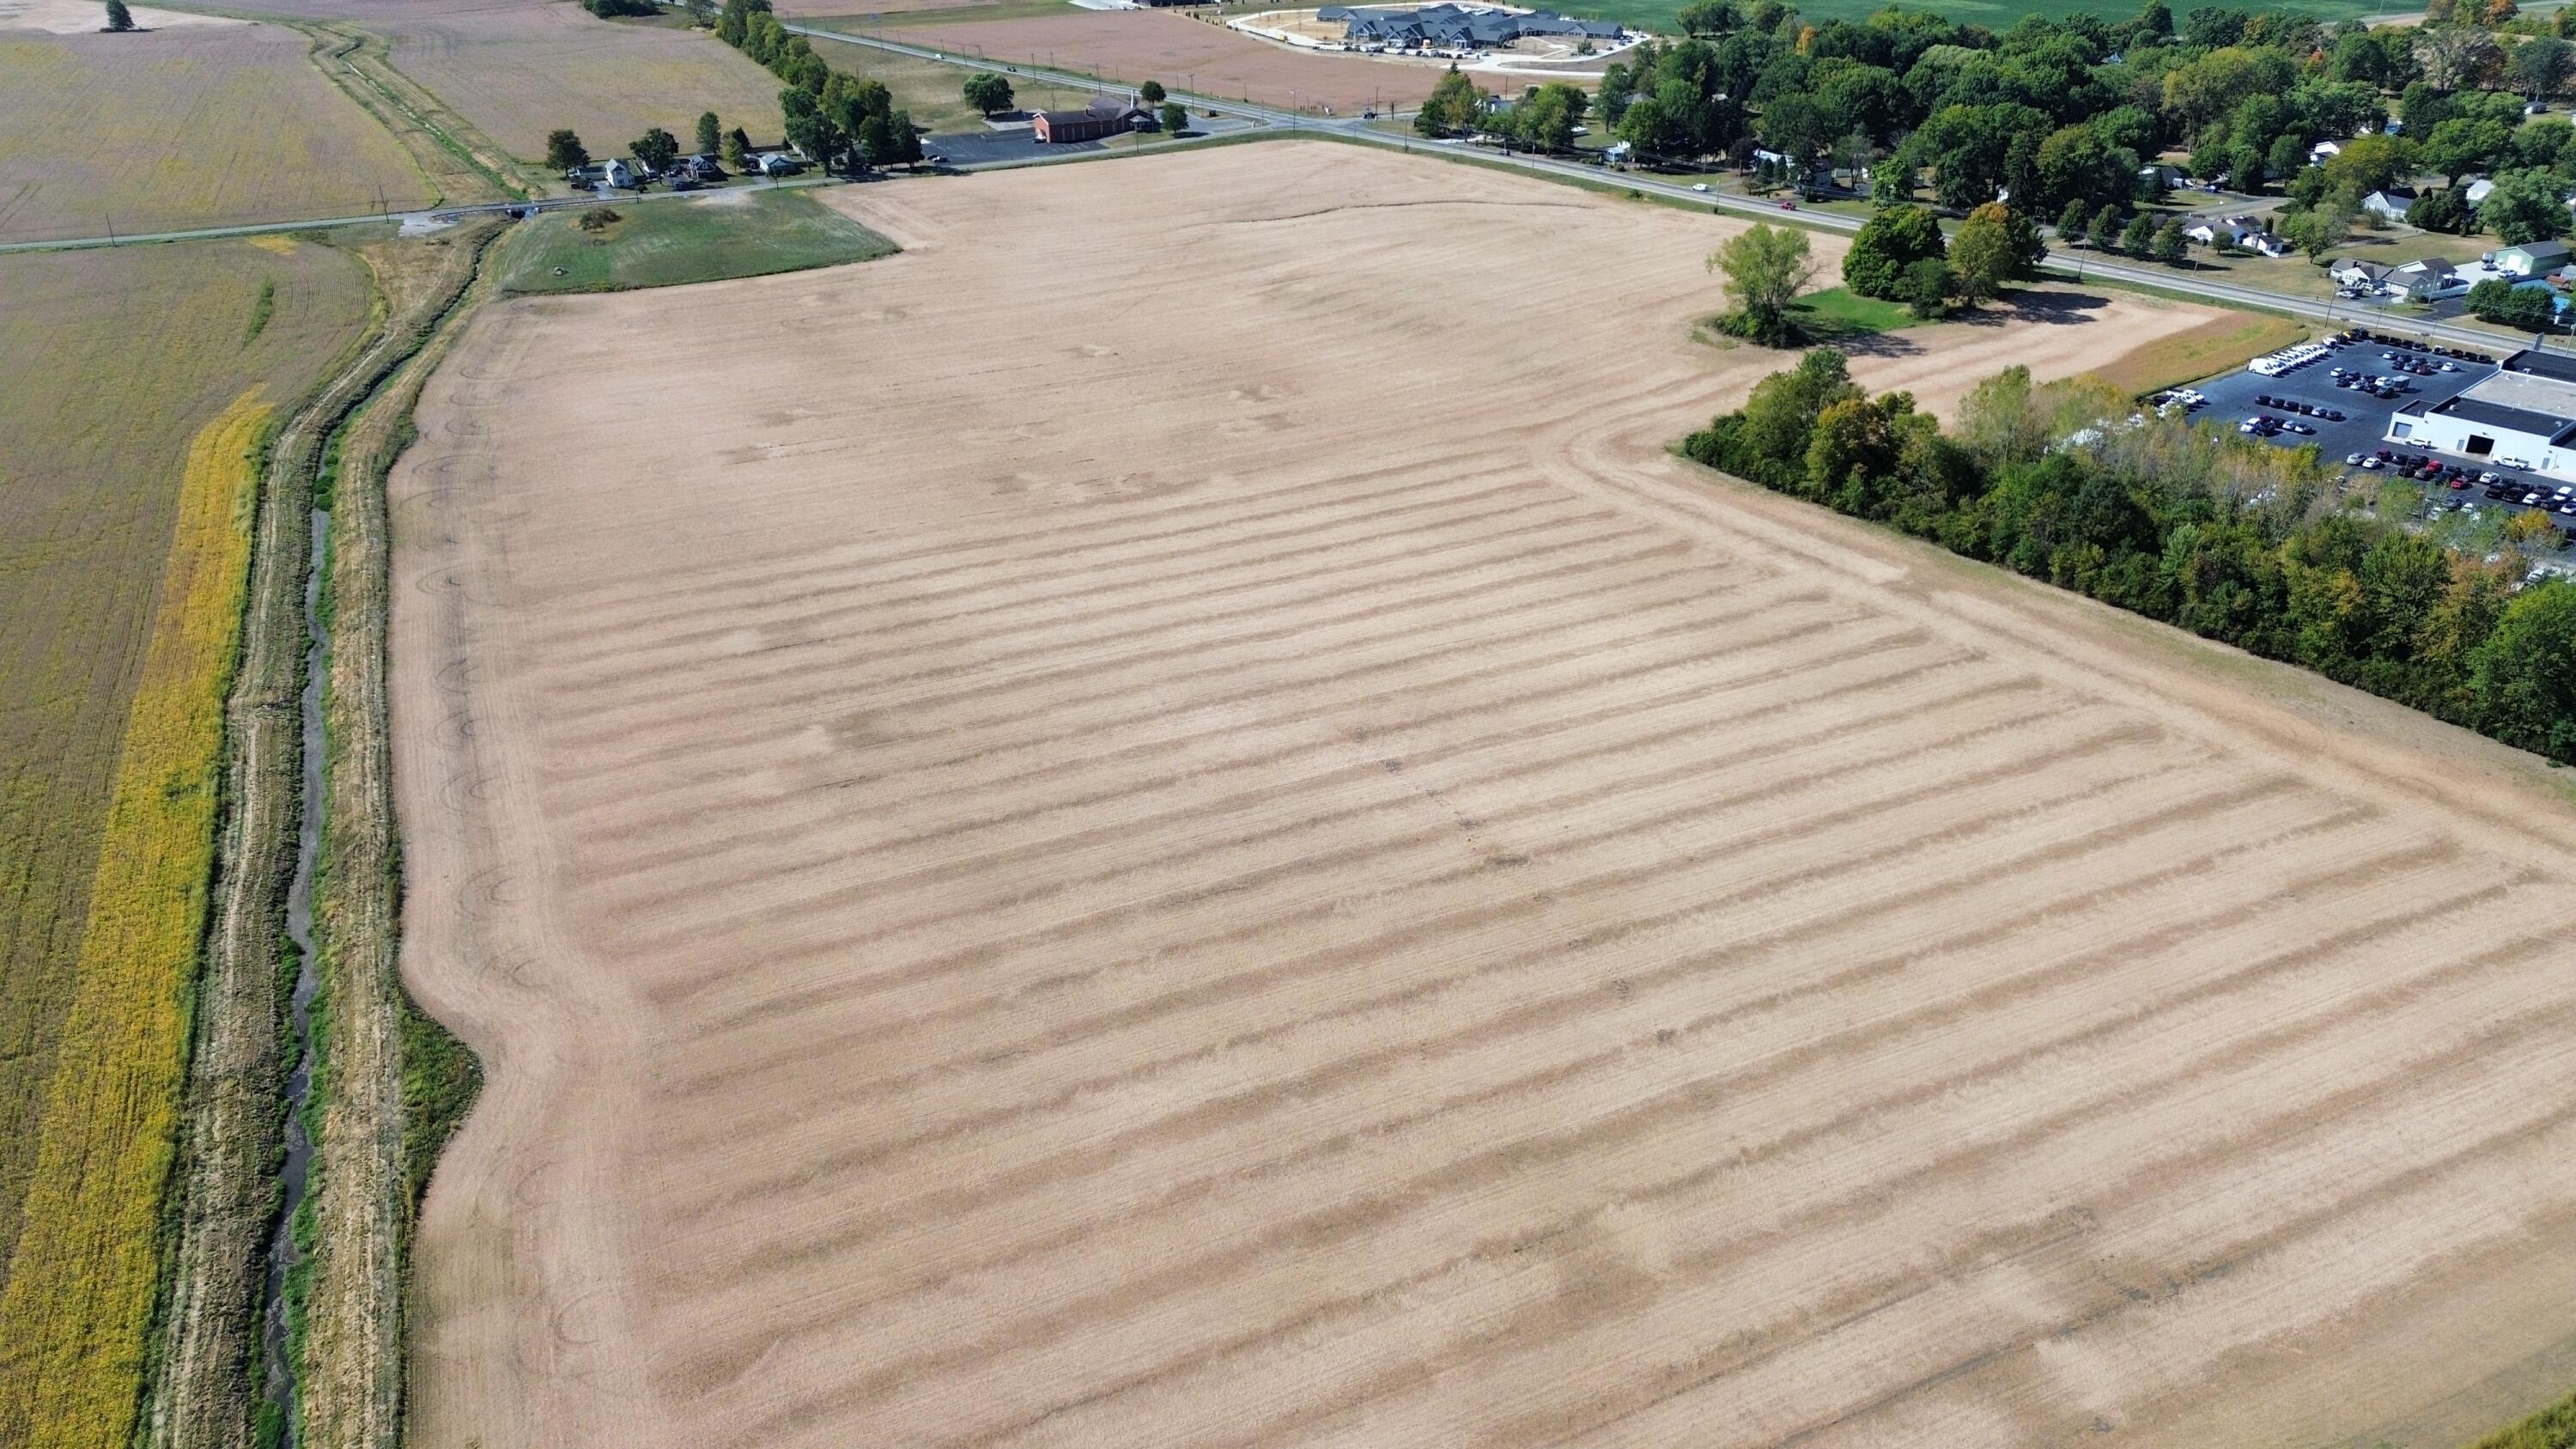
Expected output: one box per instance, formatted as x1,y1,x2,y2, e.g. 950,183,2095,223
390,143,2576,1447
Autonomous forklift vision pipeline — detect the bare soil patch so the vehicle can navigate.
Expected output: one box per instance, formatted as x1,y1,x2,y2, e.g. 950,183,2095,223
887,9,1446,110
392,143,2576,1449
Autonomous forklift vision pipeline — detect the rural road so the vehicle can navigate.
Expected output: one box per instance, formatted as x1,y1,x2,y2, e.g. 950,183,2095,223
7,12,2534,361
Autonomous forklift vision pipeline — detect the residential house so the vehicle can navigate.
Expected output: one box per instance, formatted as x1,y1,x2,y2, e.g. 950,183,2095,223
2360,186,2417,220
568,158,639,189
2184,214,2288,256
2308,139,2342,164
2330,258,2393,289
2389,257,2470,300
751,151,803,177
2465,176,2495,205
2495,240,2572,276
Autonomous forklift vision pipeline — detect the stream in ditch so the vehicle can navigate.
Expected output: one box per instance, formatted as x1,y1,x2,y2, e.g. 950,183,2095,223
259,504,330,1447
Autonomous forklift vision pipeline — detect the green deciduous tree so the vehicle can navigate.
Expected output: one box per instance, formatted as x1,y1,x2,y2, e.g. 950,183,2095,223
2322,133,2415,195
1161,100,1188,135
1902,256,1954,319
1843,203,1945,298
2152,217,2190,264
2479,167,2565,242
2281,207,2350,261
632,126,680,174
696,111,722,155
1139,79,1166,104
1709,222,1816,345
2471,581,2576,759
546,129,589,172
1415,66,1485,137
2091,203,2126,252
2118,211,2156,254
103,0,132,31
963,71,1014,116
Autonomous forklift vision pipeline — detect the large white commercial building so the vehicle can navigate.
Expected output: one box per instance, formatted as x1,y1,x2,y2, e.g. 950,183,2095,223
2388,348,2576,480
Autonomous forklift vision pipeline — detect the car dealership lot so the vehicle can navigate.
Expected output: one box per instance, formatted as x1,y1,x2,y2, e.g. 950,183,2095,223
2157,332,2576,541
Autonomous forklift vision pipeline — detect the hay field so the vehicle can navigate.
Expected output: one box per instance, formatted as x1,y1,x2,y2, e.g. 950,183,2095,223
0,19,433,242
0,235,370,1433
848,9,1446,110
363,3,791,161
392,143,2576,1448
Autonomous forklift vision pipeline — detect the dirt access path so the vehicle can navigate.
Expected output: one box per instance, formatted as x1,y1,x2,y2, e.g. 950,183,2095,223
391,142,2576,1448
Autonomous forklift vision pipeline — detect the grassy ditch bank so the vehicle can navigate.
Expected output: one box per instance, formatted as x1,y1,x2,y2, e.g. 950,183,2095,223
142,221,499,1449
295,219,506,1449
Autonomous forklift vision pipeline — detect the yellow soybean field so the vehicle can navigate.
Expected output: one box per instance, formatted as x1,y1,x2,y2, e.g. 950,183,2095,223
0,238,371,1442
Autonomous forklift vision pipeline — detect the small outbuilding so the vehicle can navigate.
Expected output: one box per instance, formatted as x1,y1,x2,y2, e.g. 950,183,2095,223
2495,240,2573,277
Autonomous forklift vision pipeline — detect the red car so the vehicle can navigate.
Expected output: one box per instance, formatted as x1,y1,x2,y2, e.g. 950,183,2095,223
1778,199,1798,210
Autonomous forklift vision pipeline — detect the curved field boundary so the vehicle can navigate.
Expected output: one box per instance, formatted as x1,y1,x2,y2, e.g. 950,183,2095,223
0,390,271,1449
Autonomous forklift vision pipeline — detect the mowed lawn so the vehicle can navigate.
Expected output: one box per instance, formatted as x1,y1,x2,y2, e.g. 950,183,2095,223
495,189,893,295
372,3,790,162
0,21,432,244
0,235,372,1434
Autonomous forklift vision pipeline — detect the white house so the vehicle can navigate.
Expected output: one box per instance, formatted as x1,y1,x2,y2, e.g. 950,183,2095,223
2465,176,2496,204
753,151,803,177
2185,215,2289,256
2360,186,2417,220
2330,258,2393,289
2308,138,2342,164
569,158,639,189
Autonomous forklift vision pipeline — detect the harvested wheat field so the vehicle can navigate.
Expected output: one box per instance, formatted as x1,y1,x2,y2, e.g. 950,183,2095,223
877,9,1445,110
393,143,2576,1448
349,2,785,161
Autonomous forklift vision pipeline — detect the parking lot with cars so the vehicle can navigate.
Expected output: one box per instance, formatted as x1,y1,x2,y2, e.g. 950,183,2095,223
2153,329,2576,546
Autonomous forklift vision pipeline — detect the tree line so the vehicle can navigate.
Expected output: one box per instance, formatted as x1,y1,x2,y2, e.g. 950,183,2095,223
715,0,923,170
1682,352,2576,763
1563,0,2576,253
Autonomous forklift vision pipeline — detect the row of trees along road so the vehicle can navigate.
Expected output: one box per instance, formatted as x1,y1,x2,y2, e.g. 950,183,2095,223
1684,351,2576,762
715,0,924,170
1572,0,2576,255
545,112,761,177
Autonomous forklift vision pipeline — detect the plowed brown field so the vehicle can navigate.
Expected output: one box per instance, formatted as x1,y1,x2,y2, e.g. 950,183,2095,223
880,9,1443,110
392,143,2576,1448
